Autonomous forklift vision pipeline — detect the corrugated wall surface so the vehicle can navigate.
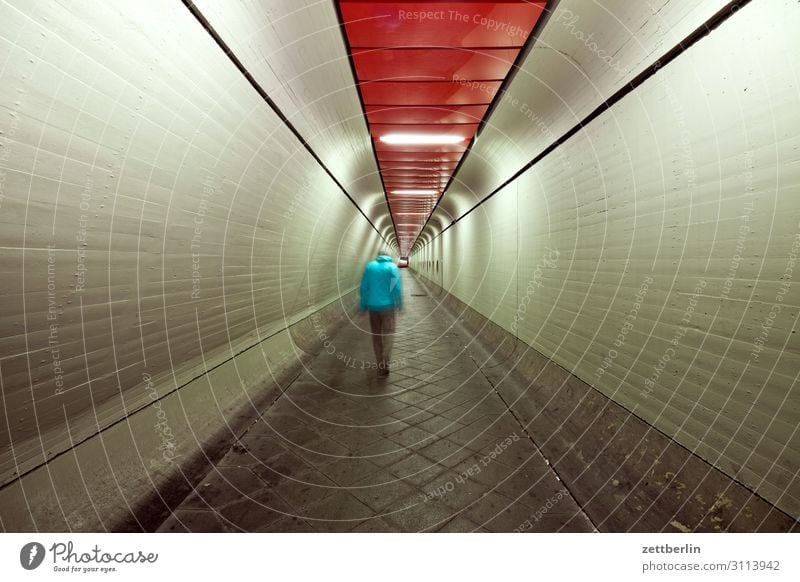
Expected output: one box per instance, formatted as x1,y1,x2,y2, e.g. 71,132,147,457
413,0,800,517
0,0,382,488
188,0,391,234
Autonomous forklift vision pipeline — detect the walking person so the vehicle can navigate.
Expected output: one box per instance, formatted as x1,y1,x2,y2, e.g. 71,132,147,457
359,250,403,376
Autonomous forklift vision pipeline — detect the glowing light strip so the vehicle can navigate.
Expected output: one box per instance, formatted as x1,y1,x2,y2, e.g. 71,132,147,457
379,133,465,145
392,189,439,195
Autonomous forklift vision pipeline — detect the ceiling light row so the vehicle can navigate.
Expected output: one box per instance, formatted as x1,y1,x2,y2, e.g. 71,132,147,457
379,133,465,145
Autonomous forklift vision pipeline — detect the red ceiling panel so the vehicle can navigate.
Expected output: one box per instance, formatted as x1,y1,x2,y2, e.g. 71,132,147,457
360,80,500,106
377,151,464,162
384,182,449,188
386,196,443,202
383,175,449,181
340,2,544,48
383,172,450,179
338,0,546,254
352,48,518,80
384,186,448,191
379,162,459,171
392,196,439,201
381,172,449,180
366,105,490,125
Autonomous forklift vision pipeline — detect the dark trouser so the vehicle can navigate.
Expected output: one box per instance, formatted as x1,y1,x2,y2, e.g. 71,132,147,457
368,310,395,369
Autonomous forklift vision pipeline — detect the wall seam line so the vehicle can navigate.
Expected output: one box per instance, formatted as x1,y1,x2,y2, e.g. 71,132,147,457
415,0,753,250
179,0,390,246
0,287,359,491
412,274,798,525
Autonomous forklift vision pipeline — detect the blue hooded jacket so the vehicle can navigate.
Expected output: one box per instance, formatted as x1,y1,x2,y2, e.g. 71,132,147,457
360,255,403,311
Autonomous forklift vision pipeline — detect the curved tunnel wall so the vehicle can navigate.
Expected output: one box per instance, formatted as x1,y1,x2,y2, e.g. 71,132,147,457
0,0,384,529
412,0,799,518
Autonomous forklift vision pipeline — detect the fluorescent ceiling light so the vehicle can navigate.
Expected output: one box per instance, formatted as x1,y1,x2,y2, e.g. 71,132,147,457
380,133,465,145
392,189,439,195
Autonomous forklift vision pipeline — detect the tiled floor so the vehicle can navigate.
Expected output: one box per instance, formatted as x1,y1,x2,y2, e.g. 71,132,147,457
158,272,594,532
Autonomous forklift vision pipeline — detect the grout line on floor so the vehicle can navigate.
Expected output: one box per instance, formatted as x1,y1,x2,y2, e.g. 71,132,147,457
414,274,599,532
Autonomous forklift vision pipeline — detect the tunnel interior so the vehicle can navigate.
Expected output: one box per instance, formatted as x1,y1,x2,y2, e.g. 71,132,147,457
0,0,798,533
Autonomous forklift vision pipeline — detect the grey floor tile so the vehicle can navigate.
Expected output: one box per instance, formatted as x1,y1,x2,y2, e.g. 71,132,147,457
331,426,385,452
435,515,482,533
158,273,592,533
460,491,521,529
272,469,339,512
157,509,229,533
349,470,418,512
385,496,458,532
420,470,491,512
349,517,398,532
514,511,596,533
217,489,295,532
263,515,317,532
321,456,383,487
302,492,376,532
356,440,414,468
387,453,447,487
418,438,475,468
389,425,436,448
249,449,314,488
180,466,271,510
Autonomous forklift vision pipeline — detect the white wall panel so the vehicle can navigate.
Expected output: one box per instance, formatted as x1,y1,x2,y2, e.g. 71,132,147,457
191,0,392,239
426,0,731,229
438,185,519,330
412,0,800,516
0,0,382,485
